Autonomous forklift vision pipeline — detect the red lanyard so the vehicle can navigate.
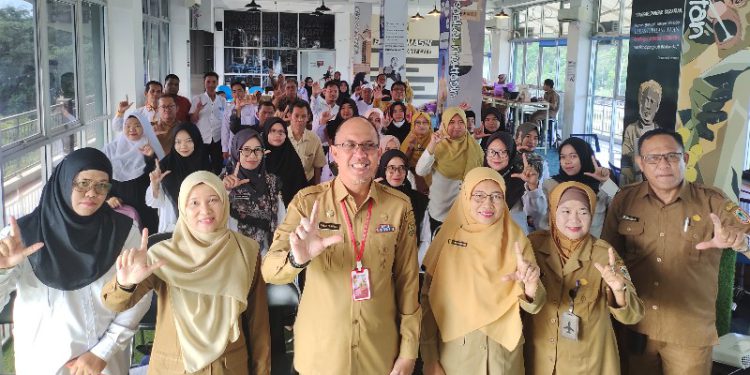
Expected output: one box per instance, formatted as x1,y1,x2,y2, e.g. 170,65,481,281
340,200,373,271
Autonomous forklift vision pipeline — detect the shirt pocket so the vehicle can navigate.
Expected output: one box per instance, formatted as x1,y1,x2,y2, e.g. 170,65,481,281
680,221,712,262
377,233,398,272
617,220,645,261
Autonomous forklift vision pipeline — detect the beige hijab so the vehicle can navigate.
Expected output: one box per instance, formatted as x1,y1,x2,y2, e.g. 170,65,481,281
148,171,259,372
548,181,597,263
423,167,527,350
432,107,484,180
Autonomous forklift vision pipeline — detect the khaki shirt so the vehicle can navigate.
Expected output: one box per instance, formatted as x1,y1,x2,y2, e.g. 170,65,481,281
261,178,421,375
525,233,644,375
601,181,750,346
289,129,326,181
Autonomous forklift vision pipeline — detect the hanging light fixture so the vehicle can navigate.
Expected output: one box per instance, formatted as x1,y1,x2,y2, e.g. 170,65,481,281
411,0,424,20
245,0,261,10
311,9,324,16
316,0,331,12
428,2,440,16
494,9,509,18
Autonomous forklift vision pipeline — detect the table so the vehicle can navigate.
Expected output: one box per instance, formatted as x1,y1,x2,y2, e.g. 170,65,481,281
483,96,551,150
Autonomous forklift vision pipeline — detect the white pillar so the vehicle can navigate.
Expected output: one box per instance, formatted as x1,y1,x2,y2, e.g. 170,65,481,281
490,17,512,77
170,0,191,96
560,0,594,138
107,0,145,110
335,12,352,80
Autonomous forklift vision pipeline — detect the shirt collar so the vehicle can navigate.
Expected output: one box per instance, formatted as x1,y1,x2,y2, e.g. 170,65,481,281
333,177,380,207
638,179,691,201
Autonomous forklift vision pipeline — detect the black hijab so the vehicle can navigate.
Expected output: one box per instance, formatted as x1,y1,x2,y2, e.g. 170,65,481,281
552,137,600,193
159,122,210,216
17,148,133,291
261,117,309,205
326,98,359,142
230,128,269,196
376,150,428,239
483,132,526,209
479,107,504,149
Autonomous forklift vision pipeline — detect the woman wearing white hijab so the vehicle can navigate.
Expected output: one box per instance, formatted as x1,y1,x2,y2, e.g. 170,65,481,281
102,110,163,233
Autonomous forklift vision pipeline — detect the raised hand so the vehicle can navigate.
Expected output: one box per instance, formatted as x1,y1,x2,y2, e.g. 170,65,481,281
107,197,123,209
593,247,627,292
696,213,749,251
510,153,540,190
0,216,44,269
117,95,134,115
458,101,471,111
501,242,540,300
473,125,490,140
289,200,344,264
115,228,165,288
320,110,333,125
223,165,250,190
426,132,446,153
373,87,384,101
312,82,322,97
149,159,171,185
139,143,154,157
583,155,611,183
65,351,106,375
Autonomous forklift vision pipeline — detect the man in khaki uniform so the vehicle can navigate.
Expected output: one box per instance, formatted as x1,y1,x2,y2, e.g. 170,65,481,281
262,117,421,375
602,128,750,375
288,100,326,184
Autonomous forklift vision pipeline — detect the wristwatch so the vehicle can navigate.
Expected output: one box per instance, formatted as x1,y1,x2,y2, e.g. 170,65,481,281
288,251,310,269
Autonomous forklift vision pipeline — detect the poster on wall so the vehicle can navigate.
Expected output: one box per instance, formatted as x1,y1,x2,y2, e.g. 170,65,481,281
352,3,373,76
676,0,750,201
380,0,408,88
620,0,684,185
436,0,486,115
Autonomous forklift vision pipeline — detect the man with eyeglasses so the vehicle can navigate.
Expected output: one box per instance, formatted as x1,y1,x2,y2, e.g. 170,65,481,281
602,128,750,375
163,74,191,122
263,117,421,375
374,81,416,123
222,81,258,159
152,94,179,154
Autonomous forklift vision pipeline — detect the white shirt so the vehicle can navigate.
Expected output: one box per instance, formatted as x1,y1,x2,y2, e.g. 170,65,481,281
145,184,177,233
0,225,152,375
222,103,258,153
190,92,227,144
311,97,339,146
415,150,462,222
111,106,156,133
356,100,373,116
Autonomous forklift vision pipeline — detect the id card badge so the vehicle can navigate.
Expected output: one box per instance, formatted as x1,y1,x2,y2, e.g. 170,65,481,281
351,268,372,301
560,311,581,341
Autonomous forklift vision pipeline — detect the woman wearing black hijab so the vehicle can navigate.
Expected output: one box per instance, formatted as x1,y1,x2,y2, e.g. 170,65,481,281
376,149,431,265
223,128,284,254
540,137,618,237
0,148,151,374
384,101,412,143
261,117,309,206
146,122,211,232
325,97,359,142
483,131,547,234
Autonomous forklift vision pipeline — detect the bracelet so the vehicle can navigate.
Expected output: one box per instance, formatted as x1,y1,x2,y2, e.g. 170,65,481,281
116,280,137,293
288,251,310,269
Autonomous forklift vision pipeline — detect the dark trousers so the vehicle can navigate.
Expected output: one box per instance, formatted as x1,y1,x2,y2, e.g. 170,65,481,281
207,141,223,175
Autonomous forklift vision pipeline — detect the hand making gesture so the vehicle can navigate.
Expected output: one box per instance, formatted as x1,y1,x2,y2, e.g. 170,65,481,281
223,165,250,190
117,95,134,115
511,153,540,190
583,155,611,183
501,242,540,300
289,200,344,265
115,228,166,288
149,159,171,197
0,216,44,269
696,213,749,251
426,132,446,153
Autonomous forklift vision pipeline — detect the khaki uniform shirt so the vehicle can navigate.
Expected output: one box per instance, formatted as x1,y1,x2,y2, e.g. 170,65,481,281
289,129,326,181
261,178,421,375
525,233,644,375
601,181,750,346
101,256,270,375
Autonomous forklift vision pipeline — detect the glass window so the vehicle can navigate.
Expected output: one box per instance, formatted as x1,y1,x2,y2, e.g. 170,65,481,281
622,0,632,34
279,50,298,75
280,12,298,48
0,0,40,148
80,2,106,120
47,0,78,131
3,145,44,222
84,120,106,149
617,39,628,98
149,0,160,18
598,0,621,34
262,12,279,47
225,48,262,74
541,4,560,37
161,0,169,20
527,6,541,39
592,40,617,97
224,11,261,48
525,42,539,86
515,9,527,38
299,13,335,49
511,43,523,83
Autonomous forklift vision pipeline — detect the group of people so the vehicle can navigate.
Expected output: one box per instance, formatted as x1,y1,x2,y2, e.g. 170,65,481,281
0,68,749,375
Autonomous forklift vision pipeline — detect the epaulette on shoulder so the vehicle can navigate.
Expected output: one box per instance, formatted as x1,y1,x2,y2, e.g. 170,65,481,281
297,181,333,198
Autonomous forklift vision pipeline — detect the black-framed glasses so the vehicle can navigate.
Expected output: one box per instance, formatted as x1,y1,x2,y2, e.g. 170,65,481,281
471,192,505,204
487,149,509,158
642,152,683,165
239,147,265,157
333,141,379,153
386,165,407,174
72,179,112,195
159,104,177,110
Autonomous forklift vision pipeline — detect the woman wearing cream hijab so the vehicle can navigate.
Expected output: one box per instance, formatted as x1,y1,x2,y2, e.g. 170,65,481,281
401,111,433,193
421,167,546,375
102,171,270,374
525,182,643,375
415,107,484,230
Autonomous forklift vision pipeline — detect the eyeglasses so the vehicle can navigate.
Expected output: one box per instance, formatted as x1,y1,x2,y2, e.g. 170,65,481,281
72,179,112,195
159,104,177,110
487,149,509,158
642,152,683,165
239,147,265,157
471,192,505,204
386,165,407,174
333,141,379,153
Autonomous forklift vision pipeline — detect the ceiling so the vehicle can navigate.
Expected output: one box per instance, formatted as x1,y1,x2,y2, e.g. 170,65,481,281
215,0,541,15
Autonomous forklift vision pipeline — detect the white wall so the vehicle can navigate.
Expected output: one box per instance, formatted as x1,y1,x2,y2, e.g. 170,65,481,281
170,0,192,96
106,0,145,114
335,13,352,81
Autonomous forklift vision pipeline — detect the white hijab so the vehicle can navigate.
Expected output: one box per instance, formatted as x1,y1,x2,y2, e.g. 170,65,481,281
102,110,150,182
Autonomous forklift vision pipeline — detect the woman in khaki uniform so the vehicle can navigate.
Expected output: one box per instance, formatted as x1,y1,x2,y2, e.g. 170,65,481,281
525,181,644,375
102,171,270,374
421,167,546,375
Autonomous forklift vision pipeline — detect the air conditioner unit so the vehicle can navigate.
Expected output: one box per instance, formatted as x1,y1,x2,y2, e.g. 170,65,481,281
713,333,750,369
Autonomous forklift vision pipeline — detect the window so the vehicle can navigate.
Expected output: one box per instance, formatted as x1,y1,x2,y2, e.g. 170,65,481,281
47,0,78,131
143,0,170,83
597,0,633,35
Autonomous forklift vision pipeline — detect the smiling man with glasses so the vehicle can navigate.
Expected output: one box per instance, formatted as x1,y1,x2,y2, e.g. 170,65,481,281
602,128,750,375
263,116,421,375
152,94,179,153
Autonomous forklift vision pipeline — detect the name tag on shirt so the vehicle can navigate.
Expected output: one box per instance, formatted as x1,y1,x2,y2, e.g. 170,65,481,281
448,239,467,248
376,224,396,233
319,222,341,231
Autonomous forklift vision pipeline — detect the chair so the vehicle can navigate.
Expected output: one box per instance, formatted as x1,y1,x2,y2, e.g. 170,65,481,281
132,232,172,361
218,85,232,101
